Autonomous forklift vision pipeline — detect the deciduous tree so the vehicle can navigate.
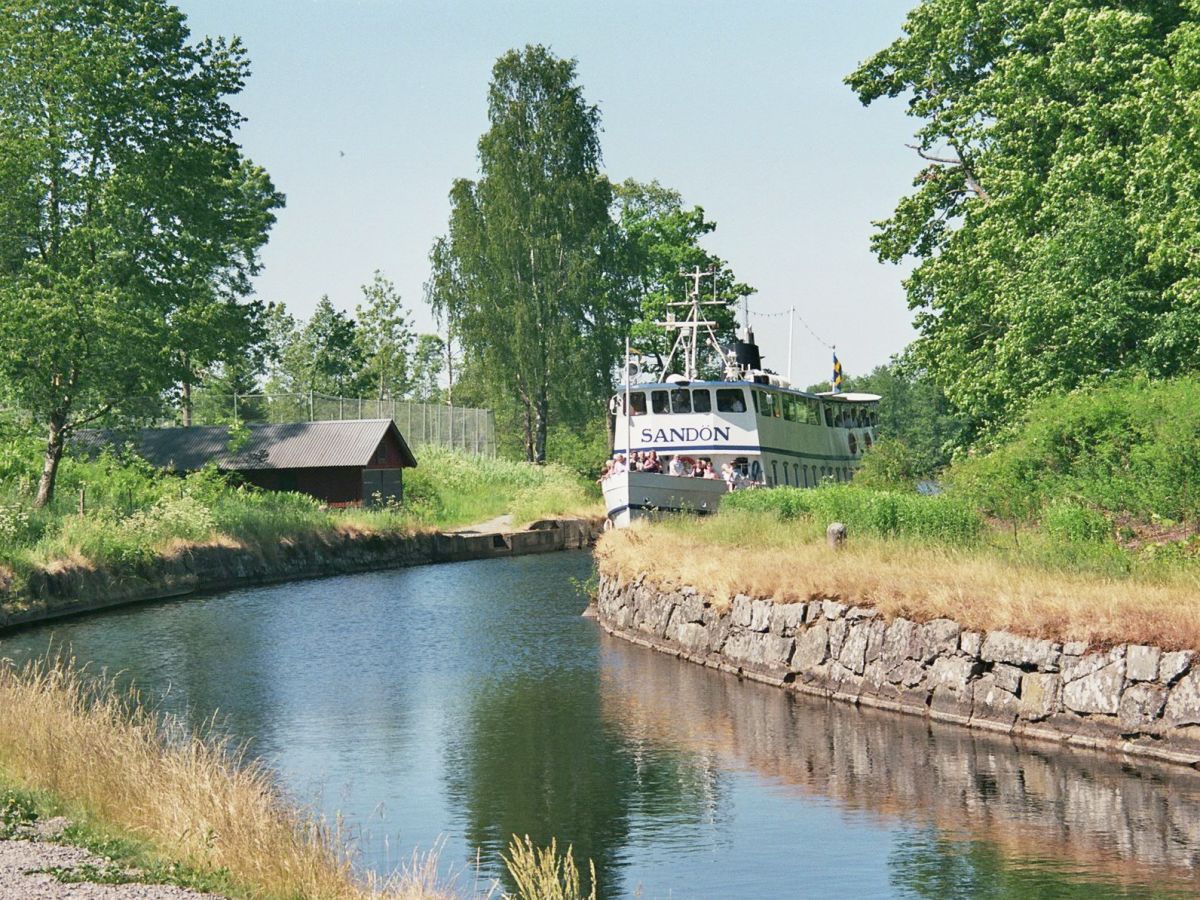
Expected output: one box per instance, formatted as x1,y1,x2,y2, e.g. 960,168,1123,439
848,1,1198,435
0,0,282,505
428,45,632,462
355,271,414,400
613,179,754,375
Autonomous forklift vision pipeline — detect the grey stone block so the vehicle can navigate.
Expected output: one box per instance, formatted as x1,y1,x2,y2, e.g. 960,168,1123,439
1126,645,1161,683
1119,683,1167,731
1019,673,1061,721
1160,651,1195,686
981,631,1062,670
792,622,829,672
1165,670,1200,727
1063,661,1125,715
992,663,1022,695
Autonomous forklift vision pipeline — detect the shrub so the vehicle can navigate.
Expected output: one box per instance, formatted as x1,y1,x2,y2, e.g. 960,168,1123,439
852,437,925,491
1042,502,1111,544
946,376,1200,522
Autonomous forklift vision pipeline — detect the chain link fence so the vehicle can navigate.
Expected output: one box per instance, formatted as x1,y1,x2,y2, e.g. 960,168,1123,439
190,392,496,457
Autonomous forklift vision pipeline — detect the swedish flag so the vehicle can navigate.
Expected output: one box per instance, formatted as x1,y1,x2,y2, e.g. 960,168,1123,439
832,352,843,393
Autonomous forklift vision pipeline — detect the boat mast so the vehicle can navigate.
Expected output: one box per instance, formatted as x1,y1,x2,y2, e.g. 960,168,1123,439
658,266,725,380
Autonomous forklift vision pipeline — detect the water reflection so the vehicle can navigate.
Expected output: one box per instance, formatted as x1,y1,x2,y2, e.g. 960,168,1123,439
599,633,1200,896
1,554,1198,898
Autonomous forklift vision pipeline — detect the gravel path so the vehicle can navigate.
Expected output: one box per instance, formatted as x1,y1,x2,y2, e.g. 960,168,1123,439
0,820,224,900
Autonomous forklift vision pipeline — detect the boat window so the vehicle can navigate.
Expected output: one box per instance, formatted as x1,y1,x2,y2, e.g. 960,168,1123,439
692,389,712,413
793,463,799,486
670,388,692,414
848,433,858,455
823,405,834,427
717,388,747,413
806,399,819,425
652,390,670,414
771,460,778,485
625,392,647,416
783,396,797,422
802,465,809,488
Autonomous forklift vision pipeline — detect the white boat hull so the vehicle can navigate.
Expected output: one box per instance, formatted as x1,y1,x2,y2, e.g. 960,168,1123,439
602,471,728,527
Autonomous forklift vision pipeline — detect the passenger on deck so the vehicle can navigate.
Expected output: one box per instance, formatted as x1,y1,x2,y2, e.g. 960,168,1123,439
668,455,686,477
610,454,627,475
643,451,662,474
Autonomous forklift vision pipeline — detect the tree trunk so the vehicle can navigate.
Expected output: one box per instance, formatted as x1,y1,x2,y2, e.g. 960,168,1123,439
181,377,192,426
522,400,535,461
533,392,548,464
606,409,616,453
181,352,192,426
34,416,67,509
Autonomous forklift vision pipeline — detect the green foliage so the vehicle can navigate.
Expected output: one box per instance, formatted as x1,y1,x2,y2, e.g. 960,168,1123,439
546,420,610,480
612,179,754,375
0,437,598,576
841,357,965,472
0,0,282,504
276,296,366,396
0,787,38,838
946,377,1200,522
428,45,633,461
847,2,1200,435
1042,502,1111,545
852,437,926,491
355,271,415,400
723,484,983,544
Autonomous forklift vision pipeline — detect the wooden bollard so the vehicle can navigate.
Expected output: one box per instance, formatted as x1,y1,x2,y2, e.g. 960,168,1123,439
826,522,847,549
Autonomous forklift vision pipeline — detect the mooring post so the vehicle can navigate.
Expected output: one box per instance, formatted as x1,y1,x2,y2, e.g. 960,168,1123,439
827,522,847,549
78,486,85,516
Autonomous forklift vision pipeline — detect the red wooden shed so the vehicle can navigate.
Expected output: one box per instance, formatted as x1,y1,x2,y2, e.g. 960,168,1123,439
80,419,417,507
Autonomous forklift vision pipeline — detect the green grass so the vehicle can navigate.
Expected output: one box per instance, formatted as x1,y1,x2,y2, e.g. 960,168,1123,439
0,439,599,580
723,484,983,545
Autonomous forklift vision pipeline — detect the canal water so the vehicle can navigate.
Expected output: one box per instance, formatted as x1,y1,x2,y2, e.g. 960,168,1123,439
3,551,1199,898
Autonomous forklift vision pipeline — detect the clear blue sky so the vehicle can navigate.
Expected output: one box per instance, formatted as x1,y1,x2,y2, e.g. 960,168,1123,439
177,0,919,388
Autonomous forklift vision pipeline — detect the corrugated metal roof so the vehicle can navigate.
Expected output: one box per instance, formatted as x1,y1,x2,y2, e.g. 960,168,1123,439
76,419,417,471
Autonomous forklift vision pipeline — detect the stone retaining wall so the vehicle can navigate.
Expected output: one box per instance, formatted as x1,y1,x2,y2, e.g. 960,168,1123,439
0,518,600,632
596,573,1200,768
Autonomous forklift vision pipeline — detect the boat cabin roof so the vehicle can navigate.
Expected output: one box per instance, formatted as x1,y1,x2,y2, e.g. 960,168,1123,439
618,381,880,404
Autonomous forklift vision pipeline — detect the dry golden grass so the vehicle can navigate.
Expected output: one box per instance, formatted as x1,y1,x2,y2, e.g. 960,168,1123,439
596,514,1200,650
0,656,453,899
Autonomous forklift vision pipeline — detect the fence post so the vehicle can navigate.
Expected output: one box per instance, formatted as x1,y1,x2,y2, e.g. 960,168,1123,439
78,486,85,516
309,390,314,422
233,393,239,425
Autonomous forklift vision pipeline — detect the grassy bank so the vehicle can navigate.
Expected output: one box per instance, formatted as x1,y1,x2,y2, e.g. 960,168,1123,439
0,441,599,585
0,657,444,899
597,499,1200,651
0,657,596,900
595,376,1200,650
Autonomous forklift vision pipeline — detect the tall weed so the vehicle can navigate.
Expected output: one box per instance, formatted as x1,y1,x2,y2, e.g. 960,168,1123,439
724,485,982,544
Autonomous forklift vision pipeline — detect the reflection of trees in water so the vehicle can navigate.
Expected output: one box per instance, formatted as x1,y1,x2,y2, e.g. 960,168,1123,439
598,634,1200,894
891,829,1183,899
444,667,723,898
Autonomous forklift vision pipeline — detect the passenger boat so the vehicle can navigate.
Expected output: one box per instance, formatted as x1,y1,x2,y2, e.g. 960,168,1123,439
603,269,880,527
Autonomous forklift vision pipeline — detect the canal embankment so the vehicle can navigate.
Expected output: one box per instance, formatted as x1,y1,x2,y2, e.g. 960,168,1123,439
594,565,1200,768
0,516,600,632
